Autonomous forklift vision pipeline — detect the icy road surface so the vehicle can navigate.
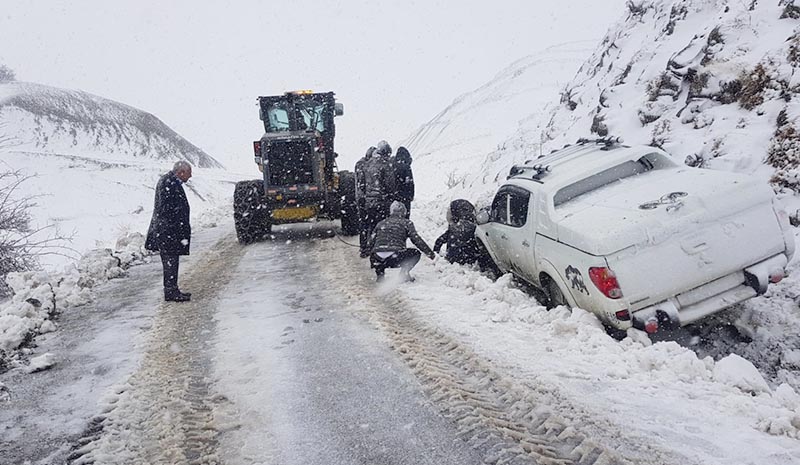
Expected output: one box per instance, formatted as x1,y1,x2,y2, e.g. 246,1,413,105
2,220,799,465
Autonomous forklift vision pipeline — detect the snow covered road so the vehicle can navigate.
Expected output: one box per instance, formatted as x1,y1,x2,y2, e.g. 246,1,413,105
2,218,800,465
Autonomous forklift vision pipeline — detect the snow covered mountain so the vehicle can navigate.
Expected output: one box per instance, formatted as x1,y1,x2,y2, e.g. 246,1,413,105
0,81,222,168
0,78,235,267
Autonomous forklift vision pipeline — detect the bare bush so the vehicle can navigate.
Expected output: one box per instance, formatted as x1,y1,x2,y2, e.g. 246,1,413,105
0,169,73,295
0,65,15,83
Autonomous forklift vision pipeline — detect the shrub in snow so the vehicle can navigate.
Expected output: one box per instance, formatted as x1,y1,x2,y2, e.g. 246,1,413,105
0,64,15,83
0,170,74,296
0,231,149,373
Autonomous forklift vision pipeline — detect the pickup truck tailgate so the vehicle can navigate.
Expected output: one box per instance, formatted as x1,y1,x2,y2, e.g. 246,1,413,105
557,167,786,307
606,203,785,308
557,167,785,309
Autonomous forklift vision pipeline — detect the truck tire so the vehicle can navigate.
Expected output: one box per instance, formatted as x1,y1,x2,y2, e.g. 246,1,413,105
338,170,359,236
543,275,569,309
233,180,270,244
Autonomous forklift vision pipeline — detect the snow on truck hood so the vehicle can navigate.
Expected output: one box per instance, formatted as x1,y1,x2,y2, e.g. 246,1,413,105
555,167,776,256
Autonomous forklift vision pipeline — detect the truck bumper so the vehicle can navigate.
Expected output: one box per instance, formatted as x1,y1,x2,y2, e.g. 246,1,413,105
632,254,788,331
271,206,319,223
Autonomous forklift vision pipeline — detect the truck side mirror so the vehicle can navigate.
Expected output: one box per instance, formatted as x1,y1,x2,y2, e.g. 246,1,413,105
476,209,490,225
334,103,345,116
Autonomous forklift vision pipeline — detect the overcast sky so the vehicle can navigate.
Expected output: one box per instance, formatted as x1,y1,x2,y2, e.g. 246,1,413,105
0,0,625,171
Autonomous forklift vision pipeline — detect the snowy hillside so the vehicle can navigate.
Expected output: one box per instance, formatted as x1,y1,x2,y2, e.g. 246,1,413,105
0,80,236,267
545,0,800,194
402,42,598,205
410,1,800,220
0,81,222,168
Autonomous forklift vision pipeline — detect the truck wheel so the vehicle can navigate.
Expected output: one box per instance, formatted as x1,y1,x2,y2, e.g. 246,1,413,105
544,276,569,309
340,208,359,236
233,180,270,244
338,170,359,236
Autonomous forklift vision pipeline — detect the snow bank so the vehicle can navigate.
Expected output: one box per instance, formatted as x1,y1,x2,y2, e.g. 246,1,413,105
713,353,771,393
400,258,800,443
0,232,150,372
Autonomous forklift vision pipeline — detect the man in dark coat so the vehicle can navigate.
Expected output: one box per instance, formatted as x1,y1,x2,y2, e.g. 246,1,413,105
145,161,193,302
367,201,435,282
361,140,397,257
355,146,376,256
392,146,415,218
433,199,482,265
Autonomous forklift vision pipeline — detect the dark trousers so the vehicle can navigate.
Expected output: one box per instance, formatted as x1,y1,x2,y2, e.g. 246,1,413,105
357,200,369,253
160,254,180,293
363,202,390,249
370,249,421,276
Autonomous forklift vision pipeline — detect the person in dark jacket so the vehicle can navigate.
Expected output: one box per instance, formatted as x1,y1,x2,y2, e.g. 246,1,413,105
355,146,376,256
361,140,397,257
392,146,415,217
145,161,193,302
433,199,482,265
367,201,435,282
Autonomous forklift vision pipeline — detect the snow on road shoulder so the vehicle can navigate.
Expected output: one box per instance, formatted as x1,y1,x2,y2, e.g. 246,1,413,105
0,202,232,375
382,252,800,463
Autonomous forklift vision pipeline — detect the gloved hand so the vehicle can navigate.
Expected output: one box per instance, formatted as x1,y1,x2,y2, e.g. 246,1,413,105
427,251,436,260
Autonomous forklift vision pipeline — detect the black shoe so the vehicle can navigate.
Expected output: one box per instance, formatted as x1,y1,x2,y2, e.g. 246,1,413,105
360,250,370,259
165,291,191,302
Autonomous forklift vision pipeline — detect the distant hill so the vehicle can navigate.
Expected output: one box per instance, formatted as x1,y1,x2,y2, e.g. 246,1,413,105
0,81,223,168
0,79,234,267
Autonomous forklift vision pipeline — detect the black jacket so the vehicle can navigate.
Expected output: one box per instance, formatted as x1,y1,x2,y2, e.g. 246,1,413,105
363,154,397,207
393,148,414,203
355,146,375,206
434,221,480,265
145,171,191,255
368,212,433,257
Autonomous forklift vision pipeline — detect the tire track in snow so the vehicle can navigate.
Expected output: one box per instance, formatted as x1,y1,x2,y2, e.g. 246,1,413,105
66,234,244,465
312,240,687,465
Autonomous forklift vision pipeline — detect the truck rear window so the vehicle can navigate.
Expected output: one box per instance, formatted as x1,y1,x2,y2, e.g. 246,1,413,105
553,153,670,207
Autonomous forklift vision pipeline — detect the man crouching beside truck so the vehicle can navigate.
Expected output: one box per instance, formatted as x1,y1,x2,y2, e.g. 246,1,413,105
367,201,435,282
145,161,193,302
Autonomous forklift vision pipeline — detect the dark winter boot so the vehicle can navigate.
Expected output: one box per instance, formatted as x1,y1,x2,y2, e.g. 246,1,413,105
165,289,191,302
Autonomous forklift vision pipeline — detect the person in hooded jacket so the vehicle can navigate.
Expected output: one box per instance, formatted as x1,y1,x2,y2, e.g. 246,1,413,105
355,146,376,256
145,161,193,302
367,201,435,282
361,140,397,257
392,146,415,217
433,199,482,265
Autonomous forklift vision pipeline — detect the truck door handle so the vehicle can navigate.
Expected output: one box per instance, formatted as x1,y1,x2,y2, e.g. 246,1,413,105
522,240,530,247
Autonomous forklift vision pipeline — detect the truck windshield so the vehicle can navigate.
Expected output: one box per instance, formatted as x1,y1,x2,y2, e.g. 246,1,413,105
261,95,329,133
296,101,326,133
265,103,291,132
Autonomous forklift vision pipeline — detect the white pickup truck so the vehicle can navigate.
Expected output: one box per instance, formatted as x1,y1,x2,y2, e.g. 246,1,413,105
475,139,795,334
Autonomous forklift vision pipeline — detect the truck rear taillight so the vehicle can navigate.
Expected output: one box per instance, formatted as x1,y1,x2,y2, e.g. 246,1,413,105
589,267,623,299
253,141,262,157
615,310,631,321
644,317,659,334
